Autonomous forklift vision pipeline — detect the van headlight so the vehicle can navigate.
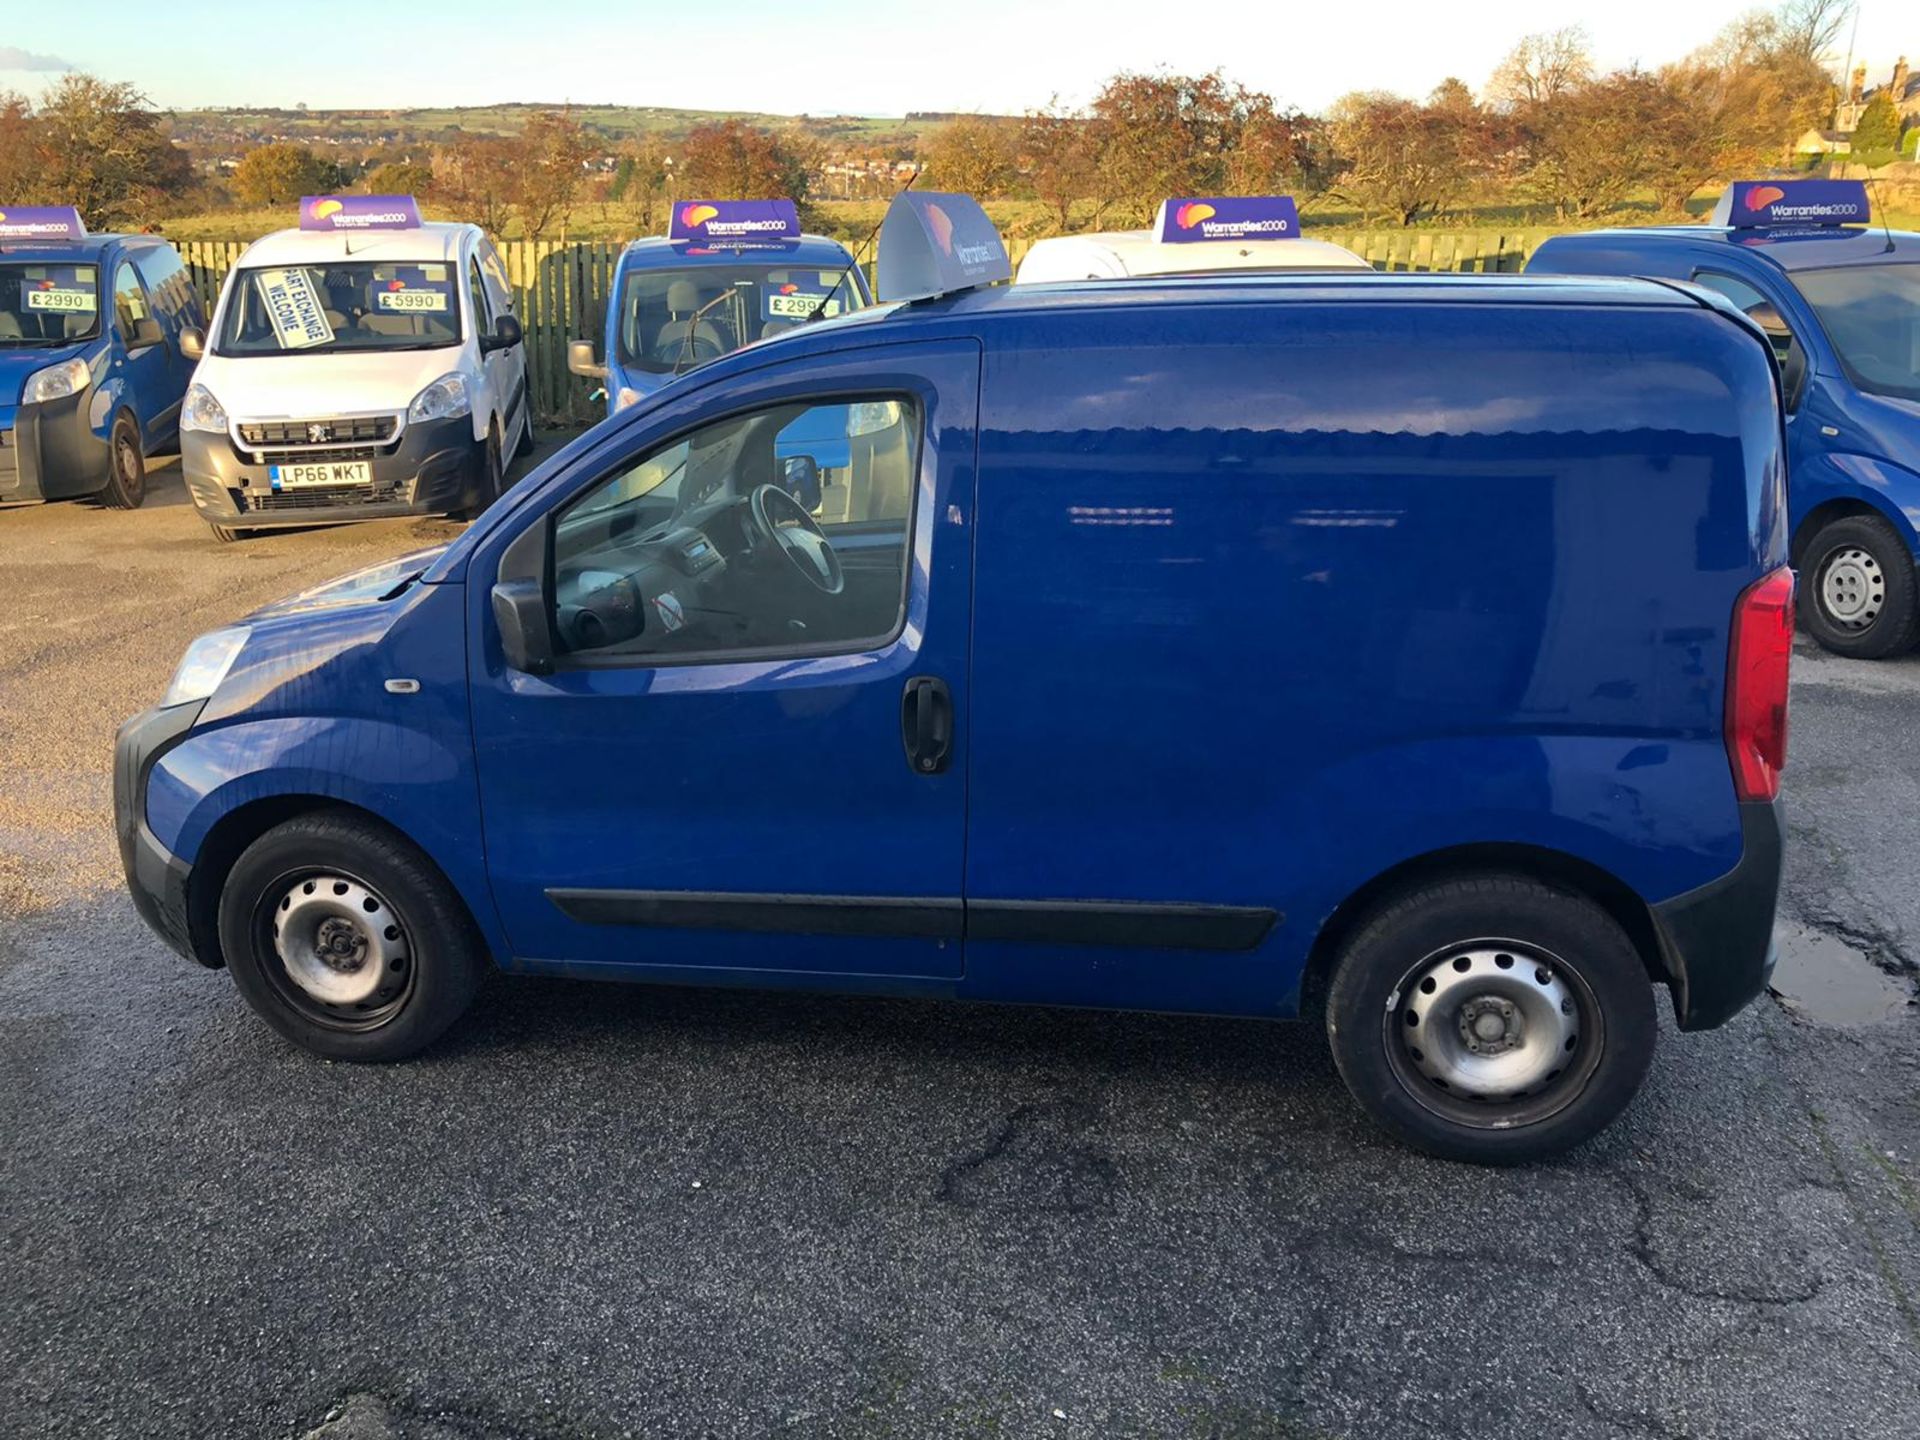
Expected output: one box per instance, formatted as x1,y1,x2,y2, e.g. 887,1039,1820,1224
22,356,91,405
180,383,229,434
408,373,472,424
162,627,249,707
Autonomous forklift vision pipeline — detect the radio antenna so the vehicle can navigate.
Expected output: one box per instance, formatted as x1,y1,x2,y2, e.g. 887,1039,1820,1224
810,163,919,323
1864,173,1897,254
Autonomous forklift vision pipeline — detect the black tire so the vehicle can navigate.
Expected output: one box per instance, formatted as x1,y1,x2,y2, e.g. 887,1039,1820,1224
1798,513,1920,658
216,812,487,1061
100,412,146,509
454,424,503,520
1325,874,1657,1165
207,523,248,544
514,403,536,459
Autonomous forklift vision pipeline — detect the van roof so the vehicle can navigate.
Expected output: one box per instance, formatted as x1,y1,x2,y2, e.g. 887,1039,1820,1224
234,220,475,268
616,233,855,270
1015,231,1370,282
1535,224,1919,273
0,232,151,261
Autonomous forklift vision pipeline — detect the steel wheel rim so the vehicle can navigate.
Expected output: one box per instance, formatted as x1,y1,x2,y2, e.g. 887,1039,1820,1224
1383,938,1605,1130
1819,546,1883,630
255,869,415,1031
115,431,143,499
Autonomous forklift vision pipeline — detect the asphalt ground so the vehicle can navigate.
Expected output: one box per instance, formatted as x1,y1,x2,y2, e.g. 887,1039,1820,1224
2,453,1918,1440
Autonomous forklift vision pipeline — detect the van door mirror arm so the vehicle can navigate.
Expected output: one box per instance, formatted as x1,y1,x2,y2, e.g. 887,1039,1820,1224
491,521,556,675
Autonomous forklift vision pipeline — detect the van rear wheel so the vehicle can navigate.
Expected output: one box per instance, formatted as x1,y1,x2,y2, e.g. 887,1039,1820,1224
1325,874,1656,1164
1799,514,1919,658
216,812,486,1061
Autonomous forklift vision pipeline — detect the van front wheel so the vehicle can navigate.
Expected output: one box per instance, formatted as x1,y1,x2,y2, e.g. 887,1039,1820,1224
1326,875,1656,1164
1799,514,1919,658
216,812,486,1061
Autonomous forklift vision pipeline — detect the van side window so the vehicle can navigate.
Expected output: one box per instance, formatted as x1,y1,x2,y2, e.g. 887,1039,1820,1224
1694,270,1804,410
112,262,151,335
466,258,491,337
549,396,921,663
132,246,192,319
477,241,514,315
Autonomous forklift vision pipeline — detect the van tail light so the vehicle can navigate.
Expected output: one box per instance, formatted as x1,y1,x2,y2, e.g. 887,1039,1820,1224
1725,566,1794,803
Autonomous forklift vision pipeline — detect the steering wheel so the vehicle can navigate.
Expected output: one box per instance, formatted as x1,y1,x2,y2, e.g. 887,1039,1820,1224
748,483,843,596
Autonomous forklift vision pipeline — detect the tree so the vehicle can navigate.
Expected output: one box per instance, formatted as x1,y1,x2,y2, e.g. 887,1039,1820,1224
1019,102,1097,231
1851,93,1900,160
25,75,194,229
362,160,433,196
611,133,670,233
509,109,590,240
1487,28,1595,110
432,136,517,236
1327,90,1492,225
677,120,810,203
1520,70,1667,220
0,92,33,201
1088,71,1311,225
233,143,337,207
919,115,1015,198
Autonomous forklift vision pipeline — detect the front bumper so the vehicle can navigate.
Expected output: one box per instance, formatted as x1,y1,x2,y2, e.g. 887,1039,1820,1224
1651,798,1784,1031
180,412,480,528
113,700,215,966
0,390,110,503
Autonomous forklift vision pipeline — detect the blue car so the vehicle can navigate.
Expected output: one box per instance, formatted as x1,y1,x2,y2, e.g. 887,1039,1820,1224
116,195,1790,1163
1529,179,1920,657
0,208,204,509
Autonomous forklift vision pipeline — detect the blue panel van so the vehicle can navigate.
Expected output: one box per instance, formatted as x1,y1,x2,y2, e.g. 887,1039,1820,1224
116,195,1791,1164
1528,179,1920,657
568,199,870,420
0,208,204,509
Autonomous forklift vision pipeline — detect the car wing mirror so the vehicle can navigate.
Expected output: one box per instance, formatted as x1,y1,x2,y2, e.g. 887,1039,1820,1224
129,316,165,350
780,454,822,511
567,339,607,379
178,325,205,361
491,520,555,675
482,315,523,354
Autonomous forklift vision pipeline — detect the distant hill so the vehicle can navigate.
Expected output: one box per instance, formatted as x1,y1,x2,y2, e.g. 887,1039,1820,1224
161,103,1015,157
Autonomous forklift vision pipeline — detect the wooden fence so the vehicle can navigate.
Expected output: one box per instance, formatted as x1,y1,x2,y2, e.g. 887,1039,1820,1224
176,228,1561,428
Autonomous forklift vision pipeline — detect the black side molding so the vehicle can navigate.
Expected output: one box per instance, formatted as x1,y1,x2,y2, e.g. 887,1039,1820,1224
1649,798,1784,1032
548,889,1277,952
968,899,1277,952
547,889,965,940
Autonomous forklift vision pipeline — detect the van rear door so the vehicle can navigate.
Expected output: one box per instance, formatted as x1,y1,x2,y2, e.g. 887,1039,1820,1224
468,339,981,981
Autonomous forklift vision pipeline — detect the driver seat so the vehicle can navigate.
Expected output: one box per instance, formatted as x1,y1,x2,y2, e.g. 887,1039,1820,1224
652,280,728,366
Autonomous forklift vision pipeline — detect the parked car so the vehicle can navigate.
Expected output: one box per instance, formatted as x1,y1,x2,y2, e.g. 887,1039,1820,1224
1528,179,1920,657
1015,196,1369,282
568,198,870,417
0,207,203,509
176,196,531,543
117,194,1791,1165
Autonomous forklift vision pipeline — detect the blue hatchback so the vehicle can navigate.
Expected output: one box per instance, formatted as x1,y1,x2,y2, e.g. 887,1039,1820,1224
0,209,204,509
116,195,1791,1164
1529,179,1920,657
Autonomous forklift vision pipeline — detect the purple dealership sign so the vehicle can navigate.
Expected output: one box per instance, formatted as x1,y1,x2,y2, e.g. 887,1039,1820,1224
1156,196,1301,243
298,195,423,232
0,206,87,241
1710,180,1869,229
669,199,800,247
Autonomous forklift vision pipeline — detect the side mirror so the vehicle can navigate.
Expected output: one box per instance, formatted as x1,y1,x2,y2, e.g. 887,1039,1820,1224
780,454,822,511
178,326,205,361
129,316,165,350
491,519,555,675
568,339,607,379
481,314,523,354
1780,338,1810,414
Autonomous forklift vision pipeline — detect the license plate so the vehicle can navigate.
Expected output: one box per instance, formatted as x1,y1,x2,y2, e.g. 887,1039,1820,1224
269,461,371,488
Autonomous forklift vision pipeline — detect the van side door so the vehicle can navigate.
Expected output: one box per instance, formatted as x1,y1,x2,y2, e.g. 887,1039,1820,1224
475,237,529,448
109,258,173,449
130,245,202,442
466,339,980,980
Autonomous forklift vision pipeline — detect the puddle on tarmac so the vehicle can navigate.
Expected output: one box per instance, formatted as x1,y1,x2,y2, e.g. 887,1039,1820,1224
1769,920,1913,1027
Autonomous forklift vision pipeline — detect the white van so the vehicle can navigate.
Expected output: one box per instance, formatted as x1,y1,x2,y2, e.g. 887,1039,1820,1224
1016,196,1371,284
177,200,531,542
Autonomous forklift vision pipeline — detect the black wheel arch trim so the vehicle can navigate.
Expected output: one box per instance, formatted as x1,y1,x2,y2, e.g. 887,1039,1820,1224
1648,799,1783,1031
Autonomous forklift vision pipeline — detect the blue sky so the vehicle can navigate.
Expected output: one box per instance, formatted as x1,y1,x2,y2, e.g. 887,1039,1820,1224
2,2,1910,114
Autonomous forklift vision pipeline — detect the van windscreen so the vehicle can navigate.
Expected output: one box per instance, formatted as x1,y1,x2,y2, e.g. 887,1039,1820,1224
616,265,864,374
216,262,464,356
1795,262,1920,402
0,262,101,345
